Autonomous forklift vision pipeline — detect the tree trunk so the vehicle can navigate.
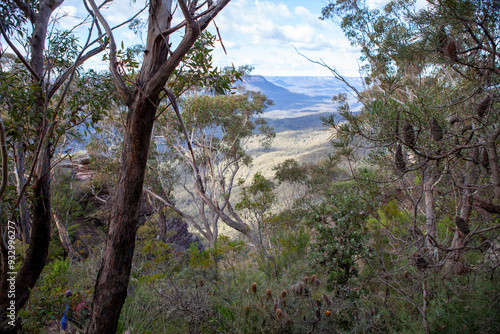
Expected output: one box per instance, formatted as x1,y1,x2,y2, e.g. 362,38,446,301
423,171,436,242
85,1,230,331
449,160,478,274
158,209,167,241
86,97,157,334
13,147,51,310
423,169,438,260
13,142,30,245
0,146,51,334
53,212,78,260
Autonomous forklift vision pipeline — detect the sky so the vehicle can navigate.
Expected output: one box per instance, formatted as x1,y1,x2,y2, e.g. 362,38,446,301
48,0,390,77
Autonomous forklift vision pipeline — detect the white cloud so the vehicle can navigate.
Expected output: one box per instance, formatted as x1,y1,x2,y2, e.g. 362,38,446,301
210,0,360,75
50,0,362,77
280,24,315,44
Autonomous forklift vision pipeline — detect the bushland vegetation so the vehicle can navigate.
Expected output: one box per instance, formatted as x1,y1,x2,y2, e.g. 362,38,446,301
1,0,499,333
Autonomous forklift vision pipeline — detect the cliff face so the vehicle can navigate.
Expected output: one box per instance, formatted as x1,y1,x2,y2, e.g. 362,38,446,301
164,217,203,252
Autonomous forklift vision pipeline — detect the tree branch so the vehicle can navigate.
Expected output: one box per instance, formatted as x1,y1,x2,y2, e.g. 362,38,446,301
145,0,201,96
11,0,34,22
0,22,41,82
87,0,131,102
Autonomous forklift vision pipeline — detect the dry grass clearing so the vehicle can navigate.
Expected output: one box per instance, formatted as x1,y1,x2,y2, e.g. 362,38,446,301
239,128,333,181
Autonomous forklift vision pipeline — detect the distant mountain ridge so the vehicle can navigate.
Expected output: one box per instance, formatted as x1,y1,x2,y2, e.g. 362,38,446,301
241,75,363,131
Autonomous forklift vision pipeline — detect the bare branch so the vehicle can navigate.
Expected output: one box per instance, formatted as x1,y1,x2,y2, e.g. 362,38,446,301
87,0,131,102
165,88,201,178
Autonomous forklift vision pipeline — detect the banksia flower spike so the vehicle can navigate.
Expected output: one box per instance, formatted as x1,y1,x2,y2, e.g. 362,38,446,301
266,289,272,300
311,275,317,284
431,118,443,141
251,282,257,294
280,290,287,301
326,310,331,318
322,293,332,307
304,276,309,284
276,308,282,321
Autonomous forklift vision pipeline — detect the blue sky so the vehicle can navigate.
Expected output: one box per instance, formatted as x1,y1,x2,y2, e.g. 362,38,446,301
50,0,404,77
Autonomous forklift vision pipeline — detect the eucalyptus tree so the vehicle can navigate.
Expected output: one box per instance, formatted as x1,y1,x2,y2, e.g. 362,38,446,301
146,89,274,248
321,0,499,331
84,0,233,332
0,0,117,331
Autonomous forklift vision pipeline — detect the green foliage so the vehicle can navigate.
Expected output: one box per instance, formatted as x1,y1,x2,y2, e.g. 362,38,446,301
180,90,274,155
236,172,276,214
19,259,91,333
307,171,378,289
273,159,308,185
0,0,27,34
189,236,245,270
47,30,80,71
111,225,376,334
427,275,500,333
169,31,251,96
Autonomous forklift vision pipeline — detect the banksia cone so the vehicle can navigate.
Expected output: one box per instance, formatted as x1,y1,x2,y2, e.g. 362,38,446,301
472,145,479,163
403,120,416,147
450,116,461,125
431,118,443,141
437,25,447,50
322,293,332,306
304,276,309,284
395,144,406,172
311,275,317,284
482,148,490,169
445,39,457,60
415,254,428,270
461,124,472,135
251,282,257,294
266,289,272,299
276,308,282,320
455,216,470,234
476,96,492,118
281,290,287,301
325,310,331,318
